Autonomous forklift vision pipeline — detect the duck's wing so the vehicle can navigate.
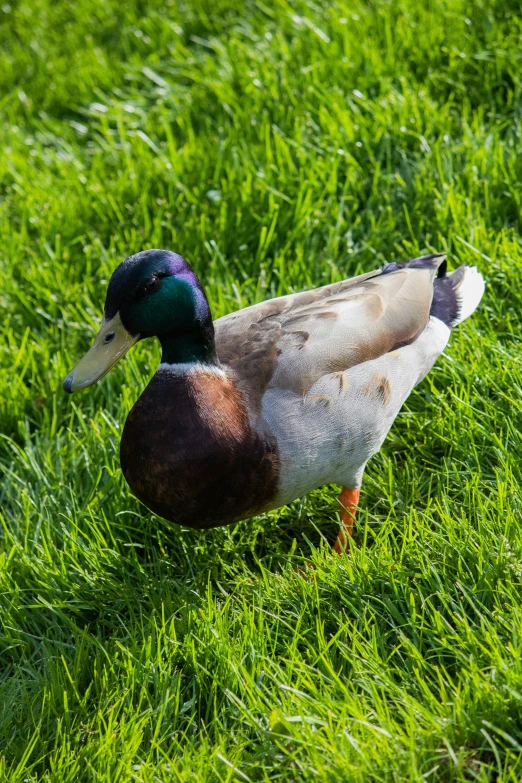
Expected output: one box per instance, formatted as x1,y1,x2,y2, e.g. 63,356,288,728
214,253,446,411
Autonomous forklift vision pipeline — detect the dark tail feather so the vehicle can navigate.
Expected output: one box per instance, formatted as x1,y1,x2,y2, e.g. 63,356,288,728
430,266,466,327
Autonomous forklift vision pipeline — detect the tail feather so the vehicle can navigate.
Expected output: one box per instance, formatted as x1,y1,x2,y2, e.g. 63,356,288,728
431,265,485,327
450,266,485,325
381,252,484,328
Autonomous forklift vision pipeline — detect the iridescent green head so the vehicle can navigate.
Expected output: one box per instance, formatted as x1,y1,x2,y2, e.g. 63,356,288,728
63,249,216,393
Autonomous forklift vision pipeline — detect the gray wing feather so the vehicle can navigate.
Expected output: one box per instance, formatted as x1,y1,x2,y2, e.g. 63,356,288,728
215,259,444,409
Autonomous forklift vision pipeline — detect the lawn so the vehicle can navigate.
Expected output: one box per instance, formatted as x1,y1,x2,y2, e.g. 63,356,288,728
1,0,522,780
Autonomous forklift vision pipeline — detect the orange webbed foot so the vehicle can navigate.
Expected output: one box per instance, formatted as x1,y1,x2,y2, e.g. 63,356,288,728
333,488,360,554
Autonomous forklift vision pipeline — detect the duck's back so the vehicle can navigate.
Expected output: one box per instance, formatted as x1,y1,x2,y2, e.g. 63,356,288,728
214,256,443,410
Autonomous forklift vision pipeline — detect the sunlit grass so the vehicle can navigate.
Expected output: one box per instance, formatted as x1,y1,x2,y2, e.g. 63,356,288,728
1,0,522,780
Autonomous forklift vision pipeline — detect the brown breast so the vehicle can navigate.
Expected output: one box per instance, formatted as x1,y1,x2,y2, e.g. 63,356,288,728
120,368,280,529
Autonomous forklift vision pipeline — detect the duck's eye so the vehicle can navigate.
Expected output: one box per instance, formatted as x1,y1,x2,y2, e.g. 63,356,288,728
141,275,160,294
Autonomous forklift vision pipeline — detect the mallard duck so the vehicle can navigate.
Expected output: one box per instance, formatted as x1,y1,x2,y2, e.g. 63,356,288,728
63,250,484,551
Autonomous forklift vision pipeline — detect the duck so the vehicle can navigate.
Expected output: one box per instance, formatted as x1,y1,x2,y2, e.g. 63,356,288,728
63,249,484,552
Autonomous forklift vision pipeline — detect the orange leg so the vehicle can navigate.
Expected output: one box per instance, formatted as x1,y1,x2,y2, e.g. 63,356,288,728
333,488,360,554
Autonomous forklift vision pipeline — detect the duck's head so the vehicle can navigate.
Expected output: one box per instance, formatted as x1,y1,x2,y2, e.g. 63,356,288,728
63,249,215,393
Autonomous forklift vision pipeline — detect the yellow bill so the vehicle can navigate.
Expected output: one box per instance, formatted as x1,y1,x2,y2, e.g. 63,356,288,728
63,313,138,393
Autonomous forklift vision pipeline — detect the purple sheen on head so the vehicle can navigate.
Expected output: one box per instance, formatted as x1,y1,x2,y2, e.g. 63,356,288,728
104,249,210,323
165,253,210,324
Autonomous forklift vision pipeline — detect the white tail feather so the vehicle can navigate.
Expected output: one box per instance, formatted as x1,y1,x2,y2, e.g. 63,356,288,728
453,266,485,325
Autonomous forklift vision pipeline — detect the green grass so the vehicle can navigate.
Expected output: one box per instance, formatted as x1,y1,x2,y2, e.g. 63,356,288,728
1,0,522,779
